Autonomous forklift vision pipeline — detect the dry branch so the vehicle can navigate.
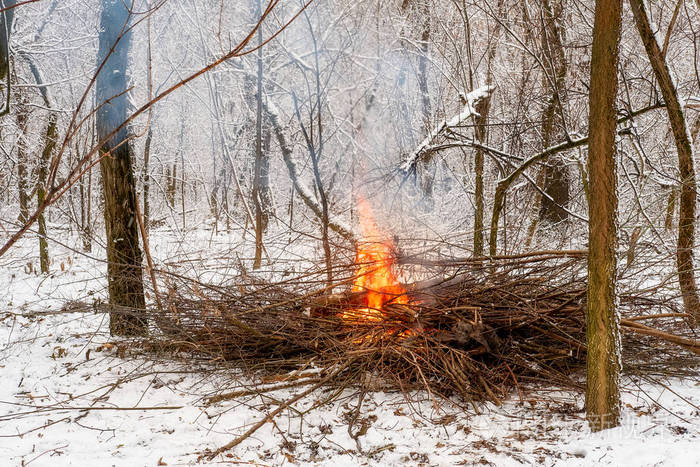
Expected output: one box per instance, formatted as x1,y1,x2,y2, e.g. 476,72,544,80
141,250,698,411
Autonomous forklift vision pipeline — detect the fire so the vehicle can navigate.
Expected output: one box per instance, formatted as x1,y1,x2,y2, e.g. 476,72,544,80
345,197,408,322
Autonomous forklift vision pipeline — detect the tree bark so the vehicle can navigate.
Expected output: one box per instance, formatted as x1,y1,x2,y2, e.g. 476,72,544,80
0,0,15,82
630,0,700,325
179,121,186,230
538,0,570,225
97,0,146,336
664,185,677,232
585,0,623,432
416,1,433,199
37,113,57,274
80,130,93,252
253,0,265,270
142,128,152,232
22,49,56,275
166,162,177,209
15,89,29,224
79,147,93,252
471,1,502,257
473,96,489,257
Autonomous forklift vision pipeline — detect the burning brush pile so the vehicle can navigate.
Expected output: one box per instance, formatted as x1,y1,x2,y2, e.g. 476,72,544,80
149,201,700,406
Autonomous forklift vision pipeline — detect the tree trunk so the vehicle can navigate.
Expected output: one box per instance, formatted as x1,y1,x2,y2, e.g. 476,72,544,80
664,185,677,232
86,137,93,252
142,128,152,232
630,0,700,325
538,0,570,225
416,2,430,131
15,90,29,224
417,1,433,199
97,0,146,336
253,0,265,270
0,0,15,83
37,113,57,274
173,116,185,229
79,136,93,252
470,0,502,257
180,134,185,230
307,15,332,286
21,49,57,275
585,0,623,432
473,96,489,257
166,162,177,209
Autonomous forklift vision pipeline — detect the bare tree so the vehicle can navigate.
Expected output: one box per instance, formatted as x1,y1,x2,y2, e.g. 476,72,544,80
97,0,146,336
21,51,56,274
585,0,623,432
0,0,15,96
15,84,28,223
463,0,503,257
537,0,570,226
37,112,56,274
142,128,152,231
252,0,268,270
630,0,700,326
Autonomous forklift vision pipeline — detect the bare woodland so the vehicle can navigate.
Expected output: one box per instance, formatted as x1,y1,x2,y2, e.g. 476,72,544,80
2,0,700,460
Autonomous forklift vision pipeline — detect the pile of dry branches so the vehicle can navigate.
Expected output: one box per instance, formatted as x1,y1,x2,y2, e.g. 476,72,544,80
142,249,699,407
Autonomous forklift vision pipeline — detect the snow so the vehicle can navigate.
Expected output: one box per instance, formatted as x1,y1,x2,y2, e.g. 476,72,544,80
400,85,495,174
1,229,700,466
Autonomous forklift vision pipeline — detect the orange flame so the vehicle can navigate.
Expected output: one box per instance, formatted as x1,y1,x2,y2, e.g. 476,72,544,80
345,197,408,322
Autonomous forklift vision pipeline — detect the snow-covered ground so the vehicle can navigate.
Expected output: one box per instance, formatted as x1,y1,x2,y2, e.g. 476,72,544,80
1,229,699,466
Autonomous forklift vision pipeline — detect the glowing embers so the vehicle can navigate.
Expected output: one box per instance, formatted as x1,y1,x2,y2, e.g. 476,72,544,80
344,197,409,324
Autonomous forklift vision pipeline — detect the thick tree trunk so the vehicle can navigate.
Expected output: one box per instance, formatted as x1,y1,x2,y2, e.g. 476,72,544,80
538,0,570,225
585,0,623,432
97,0,146,336
631,0,700,325
99,142,147,336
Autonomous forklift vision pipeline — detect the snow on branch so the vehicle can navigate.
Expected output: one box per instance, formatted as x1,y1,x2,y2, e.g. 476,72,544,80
262,99,355,241
399,84,495,174
687,95,700,110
